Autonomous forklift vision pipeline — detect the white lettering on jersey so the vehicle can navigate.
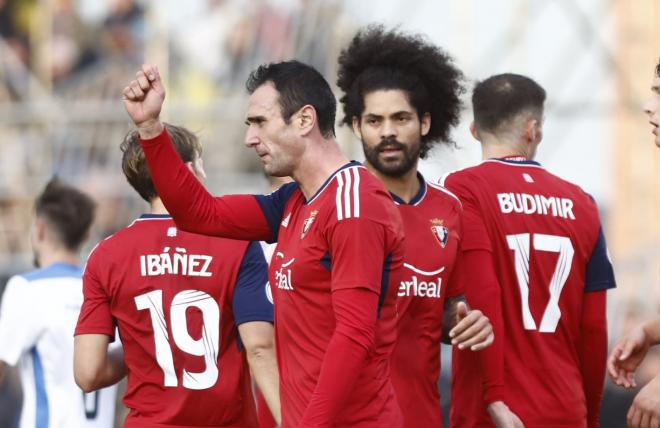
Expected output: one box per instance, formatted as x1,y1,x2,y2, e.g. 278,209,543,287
497,193,575,220
398,263,445,298
275,258,295,291
140,247,213,277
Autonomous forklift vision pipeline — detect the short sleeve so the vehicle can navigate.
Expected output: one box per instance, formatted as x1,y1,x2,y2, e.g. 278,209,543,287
254,182,299,243
443,173,493,252
584,226,617,292
232,241,273,325
75,247,115,338
0,276,44,365
327,218,387,294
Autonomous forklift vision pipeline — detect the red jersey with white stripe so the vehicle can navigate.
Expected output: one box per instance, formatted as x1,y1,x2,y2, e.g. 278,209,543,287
75,216,272,428
258,164,405,427
389,176,464,428
442,158,616,427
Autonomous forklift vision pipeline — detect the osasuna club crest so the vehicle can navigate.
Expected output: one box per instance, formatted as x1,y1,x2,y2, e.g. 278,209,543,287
301,210,319,239
430,218,449,248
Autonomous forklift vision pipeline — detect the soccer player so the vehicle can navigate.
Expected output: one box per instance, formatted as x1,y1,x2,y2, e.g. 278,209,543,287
336,25,494,428
0,178,117,428
122,61,406,427
73,124,279,427
607,57,660,428
442,73,617,427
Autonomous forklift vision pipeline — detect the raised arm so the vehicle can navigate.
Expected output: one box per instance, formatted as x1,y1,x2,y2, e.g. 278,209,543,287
122,64,275,242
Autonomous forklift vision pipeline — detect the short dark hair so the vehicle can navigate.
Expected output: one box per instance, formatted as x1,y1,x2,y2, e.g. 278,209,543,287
35,178,96,251
245,60,337,138
121,123,202,202
472,73,546,134
337,25,464,158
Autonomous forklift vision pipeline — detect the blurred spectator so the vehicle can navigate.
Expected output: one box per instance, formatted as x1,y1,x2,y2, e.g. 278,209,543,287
101,0,143,62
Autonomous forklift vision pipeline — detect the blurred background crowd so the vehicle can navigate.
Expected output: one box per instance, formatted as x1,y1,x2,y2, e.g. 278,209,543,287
0,0,658,426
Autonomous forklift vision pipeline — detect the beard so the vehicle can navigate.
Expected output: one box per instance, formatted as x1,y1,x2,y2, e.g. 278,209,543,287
362,137,420,177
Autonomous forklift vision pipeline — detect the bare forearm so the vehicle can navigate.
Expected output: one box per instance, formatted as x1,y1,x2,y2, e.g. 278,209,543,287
247,348,281,425
643,318,660,346
74,341,126,392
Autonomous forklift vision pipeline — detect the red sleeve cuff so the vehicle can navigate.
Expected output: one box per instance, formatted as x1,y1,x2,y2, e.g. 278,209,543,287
483,385,505,405
139,127,169,146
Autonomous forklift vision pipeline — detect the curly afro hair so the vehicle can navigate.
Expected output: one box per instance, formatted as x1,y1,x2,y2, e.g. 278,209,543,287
337,25,465,158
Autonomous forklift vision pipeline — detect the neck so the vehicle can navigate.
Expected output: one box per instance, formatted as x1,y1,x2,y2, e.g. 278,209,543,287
38,247,80,268
149,198,169,215
292,137,350,200
366,162,420,203
480,135,532,160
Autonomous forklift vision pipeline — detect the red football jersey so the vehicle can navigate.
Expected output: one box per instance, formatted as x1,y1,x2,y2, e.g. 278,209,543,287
257,164,405,427
75,216,272,428
389,178,463,428
442,158,616,427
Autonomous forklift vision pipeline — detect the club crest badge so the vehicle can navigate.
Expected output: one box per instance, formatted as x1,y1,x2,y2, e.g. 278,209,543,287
430,218,449,248
301,210,318,239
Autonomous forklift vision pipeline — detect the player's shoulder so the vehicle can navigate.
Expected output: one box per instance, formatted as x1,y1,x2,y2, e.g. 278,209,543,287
20,263,83,282
438,162,485,188
426,180,462,209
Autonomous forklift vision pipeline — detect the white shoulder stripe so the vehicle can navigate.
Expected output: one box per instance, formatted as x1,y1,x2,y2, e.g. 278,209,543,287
343,169,352,218
336,171,345,220
352,167,360,217
427,181,462,205
336,167,361,220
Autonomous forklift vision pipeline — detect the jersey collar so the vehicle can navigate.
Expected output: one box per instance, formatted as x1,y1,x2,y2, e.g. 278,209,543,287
390,172,427,206
139,214,172,219
306,161,362,205
490,156,541,166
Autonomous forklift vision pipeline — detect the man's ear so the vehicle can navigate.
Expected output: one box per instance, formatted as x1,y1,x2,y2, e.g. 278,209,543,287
352,116,362,140
297,105,317,136
469,121,480,141
34,217,47,242
421,112,431,137
524,119,540,143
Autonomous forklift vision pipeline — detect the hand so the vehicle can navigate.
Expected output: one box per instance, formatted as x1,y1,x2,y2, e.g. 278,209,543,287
449,302,494,351
608,324,651,388
487,401,525,428
627,375,660,428
122,64,166,139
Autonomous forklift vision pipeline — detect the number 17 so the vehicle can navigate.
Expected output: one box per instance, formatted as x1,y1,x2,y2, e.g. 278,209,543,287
506,233,574,333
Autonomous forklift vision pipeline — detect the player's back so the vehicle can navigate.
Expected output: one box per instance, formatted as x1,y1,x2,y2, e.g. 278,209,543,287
81,215,258,428
0,264,117,428
444,158,602,426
